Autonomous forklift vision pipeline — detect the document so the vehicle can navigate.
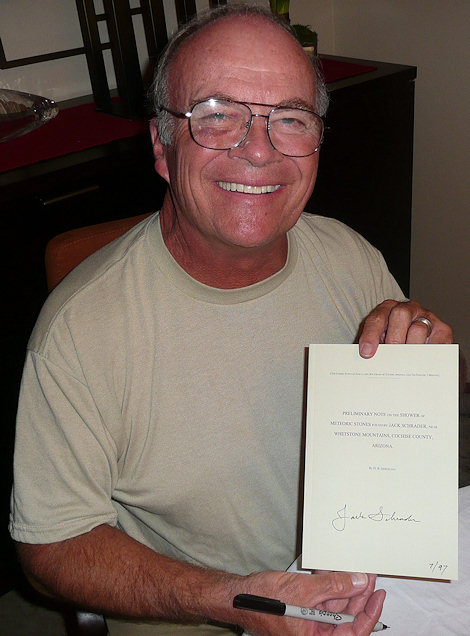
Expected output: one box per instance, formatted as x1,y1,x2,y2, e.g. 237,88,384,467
302,344,459,580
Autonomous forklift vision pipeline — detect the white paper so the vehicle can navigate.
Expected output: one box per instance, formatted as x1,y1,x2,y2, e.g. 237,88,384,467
302,344,459,580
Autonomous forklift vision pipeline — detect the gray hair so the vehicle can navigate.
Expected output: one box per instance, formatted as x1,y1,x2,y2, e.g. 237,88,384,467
151,2,329,146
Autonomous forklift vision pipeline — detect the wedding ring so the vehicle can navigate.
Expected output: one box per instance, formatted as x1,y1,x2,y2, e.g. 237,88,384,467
412,316,433,337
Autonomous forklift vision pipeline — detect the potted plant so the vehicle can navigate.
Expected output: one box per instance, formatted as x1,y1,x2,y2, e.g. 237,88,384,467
269,0,318,54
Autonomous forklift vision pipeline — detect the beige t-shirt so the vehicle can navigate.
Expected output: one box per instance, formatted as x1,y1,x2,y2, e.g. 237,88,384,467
10,212,404,576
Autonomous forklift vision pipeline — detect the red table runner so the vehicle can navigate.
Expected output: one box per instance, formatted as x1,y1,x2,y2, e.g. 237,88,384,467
319,57,376,83
0,103,150,174
0,58,376,174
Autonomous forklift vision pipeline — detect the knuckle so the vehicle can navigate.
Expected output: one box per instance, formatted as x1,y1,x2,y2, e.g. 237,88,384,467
427,314,454,342
436,325,454,343
364,312,383,328
328,571,351,596
409,321,428,334
372,299,396,315
407,299,422,311
390,303,412,321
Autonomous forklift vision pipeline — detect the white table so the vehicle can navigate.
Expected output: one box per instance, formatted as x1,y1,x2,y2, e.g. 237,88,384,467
378,485,469,635
243,486,469,635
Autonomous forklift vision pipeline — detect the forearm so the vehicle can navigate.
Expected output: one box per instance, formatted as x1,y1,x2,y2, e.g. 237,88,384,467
17,523,385,635
16,523,242,624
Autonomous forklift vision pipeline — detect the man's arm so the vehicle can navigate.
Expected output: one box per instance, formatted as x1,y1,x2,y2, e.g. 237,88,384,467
358,299,453,358
17,523,385,635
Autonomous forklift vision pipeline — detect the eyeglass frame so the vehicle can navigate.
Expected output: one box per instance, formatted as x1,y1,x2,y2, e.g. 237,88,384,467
156,97,325,158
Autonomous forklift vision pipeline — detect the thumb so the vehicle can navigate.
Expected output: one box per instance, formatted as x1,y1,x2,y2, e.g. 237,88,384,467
313,571,370,602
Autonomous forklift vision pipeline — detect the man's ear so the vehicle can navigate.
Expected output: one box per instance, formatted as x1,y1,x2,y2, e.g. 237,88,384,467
150,118,170,183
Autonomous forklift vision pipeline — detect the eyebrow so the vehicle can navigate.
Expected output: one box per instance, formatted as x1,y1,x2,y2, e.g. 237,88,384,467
277,98,317,111
191,94,317,112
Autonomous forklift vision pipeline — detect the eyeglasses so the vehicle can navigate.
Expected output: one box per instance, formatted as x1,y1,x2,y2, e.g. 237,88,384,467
158,97,324,157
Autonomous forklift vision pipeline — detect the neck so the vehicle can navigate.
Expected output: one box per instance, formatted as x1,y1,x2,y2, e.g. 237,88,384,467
159,204,288,289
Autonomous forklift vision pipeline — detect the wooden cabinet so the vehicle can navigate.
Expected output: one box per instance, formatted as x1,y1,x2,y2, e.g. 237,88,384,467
309,55,416,297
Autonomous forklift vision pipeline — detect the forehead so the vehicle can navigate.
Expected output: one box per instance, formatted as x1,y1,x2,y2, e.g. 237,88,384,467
169,16,316,107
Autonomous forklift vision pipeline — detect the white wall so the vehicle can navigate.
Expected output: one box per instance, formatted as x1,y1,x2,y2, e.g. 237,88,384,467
0,0,167,101
290,0,335,51
294,0,470,362
0,1,223,100
0,0,91,100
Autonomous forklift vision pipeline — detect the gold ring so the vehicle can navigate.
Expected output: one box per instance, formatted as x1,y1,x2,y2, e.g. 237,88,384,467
412,317,433,337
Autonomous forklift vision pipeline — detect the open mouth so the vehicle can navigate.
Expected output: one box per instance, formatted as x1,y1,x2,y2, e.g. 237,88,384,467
217,181,281,194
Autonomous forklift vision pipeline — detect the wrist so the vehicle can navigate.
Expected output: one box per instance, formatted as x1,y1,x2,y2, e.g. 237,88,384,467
160,560,245,627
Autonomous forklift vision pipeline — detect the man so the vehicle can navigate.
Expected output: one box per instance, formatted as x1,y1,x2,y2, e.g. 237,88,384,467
10,5,452,636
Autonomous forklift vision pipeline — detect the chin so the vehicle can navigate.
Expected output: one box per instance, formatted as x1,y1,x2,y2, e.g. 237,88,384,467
210,202,300,249
223,227,285,250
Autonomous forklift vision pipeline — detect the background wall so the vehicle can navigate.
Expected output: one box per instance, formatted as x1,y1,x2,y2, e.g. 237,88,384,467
0,0,160,100
292,0,470,363
1,0,468,361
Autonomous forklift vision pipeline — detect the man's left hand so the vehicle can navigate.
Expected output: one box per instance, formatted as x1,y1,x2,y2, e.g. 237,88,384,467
358,299,453,358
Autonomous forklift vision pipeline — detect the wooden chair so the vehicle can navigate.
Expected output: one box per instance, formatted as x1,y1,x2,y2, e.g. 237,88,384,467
44,212,152,635
45,212,152,291
63,610,110,636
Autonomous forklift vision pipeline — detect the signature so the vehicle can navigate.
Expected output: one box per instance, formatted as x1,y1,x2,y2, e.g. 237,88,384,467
331,504,421,531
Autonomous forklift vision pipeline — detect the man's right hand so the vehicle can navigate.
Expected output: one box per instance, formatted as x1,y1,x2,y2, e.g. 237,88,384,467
233,569,386,635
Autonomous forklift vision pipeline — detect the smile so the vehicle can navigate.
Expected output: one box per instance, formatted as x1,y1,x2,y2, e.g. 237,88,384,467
217,181,281,194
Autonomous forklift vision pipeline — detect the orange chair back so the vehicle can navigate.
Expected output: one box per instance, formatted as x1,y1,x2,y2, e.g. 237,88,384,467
45,213,152,291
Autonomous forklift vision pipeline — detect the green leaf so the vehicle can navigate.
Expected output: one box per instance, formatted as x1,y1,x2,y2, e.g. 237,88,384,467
270,0,290,16
291,23,318,47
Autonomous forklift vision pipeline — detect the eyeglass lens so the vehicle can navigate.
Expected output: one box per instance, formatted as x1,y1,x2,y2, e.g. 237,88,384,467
189,99,323,157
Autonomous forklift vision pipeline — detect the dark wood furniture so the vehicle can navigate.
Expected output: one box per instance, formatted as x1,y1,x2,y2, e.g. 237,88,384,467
0,55,416,592
310,55,416,296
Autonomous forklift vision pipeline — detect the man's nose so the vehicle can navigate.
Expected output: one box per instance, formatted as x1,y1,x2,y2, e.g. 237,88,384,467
228,115,282,165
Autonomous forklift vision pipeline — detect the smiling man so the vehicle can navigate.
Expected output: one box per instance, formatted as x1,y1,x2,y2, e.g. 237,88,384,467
10,5,452,636
152,12,321,289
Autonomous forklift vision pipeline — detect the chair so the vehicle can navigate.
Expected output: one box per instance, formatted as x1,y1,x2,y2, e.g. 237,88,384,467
62,610,109,636
44,212,152,635
45,212,152,291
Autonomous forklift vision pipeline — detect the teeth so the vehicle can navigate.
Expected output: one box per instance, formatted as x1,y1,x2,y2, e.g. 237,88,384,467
217,181,280,194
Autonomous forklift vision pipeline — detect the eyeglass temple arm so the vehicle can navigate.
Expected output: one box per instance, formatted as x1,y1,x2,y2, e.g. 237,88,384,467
156,105,190,118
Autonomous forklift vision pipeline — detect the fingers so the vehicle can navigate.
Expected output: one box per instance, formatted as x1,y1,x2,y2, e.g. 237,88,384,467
358,299,453,358
383,301,450,345
336,574,377,616
346,589,386,636
358,299,398,358
405,317,433,343
316,573,385,636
